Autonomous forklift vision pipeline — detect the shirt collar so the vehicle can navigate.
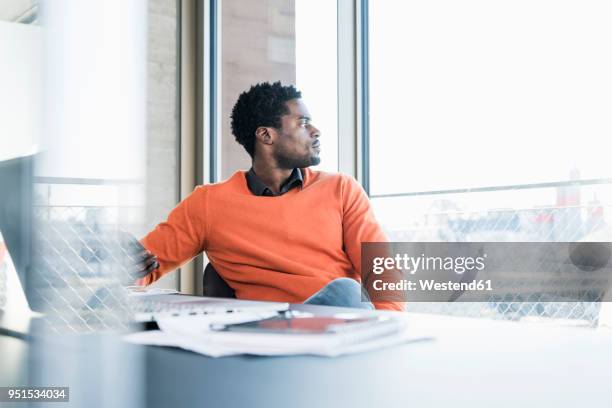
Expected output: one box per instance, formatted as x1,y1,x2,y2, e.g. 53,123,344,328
246,168,303,196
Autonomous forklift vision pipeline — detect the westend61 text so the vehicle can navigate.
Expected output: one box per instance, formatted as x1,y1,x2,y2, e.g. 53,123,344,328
372,279,493,292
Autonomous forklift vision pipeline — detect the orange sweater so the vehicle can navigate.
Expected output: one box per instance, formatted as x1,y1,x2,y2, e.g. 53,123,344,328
140,168,402,311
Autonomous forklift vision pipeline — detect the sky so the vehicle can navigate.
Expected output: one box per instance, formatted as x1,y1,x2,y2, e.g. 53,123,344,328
369,0,612,196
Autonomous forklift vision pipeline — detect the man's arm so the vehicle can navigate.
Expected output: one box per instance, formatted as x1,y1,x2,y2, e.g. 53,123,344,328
341,176,404,311
136,186,209,285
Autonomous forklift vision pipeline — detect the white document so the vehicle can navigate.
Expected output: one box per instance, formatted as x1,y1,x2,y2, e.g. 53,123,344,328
123,313,433,357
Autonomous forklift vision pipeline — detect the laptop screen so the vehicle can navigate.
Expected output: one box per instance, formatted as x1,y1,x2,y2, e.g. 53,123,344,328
0,154,33,311
0,230,30,313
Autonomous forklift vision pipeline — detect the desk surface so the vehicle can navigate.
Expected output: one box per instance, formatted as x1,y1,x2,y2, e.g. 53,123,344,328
2,303,612,408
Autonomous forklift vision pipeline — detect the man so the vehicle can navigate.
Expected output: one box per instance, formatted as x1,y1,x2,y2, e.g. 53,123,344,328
137,82,401,311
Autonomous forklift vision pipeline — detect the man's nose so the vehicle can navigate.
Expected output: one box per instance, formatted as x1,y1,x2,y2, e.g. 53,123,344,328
310,125,320,138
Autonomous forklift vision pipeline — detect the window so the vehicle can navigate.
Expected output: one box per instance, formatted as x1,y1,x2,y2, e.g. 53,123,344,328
368,0,612,242
367,0,612,323
369,0,612,195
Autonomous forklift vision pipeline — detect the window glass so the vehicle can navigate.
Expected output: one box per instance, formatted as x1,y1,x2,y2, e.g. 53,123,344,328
368,0,612,324
369,0,612,196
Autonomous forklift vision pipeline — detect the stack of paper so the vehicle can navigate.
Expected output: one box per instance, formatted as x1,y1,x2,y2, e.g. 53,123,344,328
123,312,432,357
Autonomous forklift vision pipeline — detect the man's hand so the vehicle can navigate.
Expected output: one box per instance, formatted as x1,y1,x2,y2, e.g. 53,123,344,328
118,231,160,282
135,249,159,279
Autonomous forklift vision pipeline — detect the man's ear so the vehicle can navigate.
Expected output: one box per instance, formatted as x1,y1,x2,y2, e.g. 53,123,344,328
255,127,274,145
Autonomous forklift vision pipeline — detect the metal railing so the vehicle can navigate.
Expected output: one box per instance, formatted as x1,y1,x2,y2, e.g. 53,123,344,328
30,177,612,331
374,186,612,326
31,178,144,333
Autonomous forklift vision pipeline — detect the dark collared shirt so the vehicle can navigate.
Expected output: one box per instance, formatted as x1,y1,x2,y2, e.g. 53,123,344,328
246,168,303,196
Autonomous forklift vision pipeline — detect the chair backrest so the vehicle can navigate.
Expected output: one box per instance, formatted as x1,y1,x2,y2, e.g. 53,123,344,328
203,263,236,298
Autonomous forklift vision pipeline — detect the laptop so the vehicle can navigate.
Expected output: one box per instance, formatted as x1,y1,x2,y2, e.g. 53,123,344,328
129,292,288,323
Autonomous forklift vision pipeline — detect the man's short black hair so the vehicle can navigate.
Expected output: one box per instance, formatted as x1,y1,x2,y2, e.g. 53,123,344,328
231,81,302,158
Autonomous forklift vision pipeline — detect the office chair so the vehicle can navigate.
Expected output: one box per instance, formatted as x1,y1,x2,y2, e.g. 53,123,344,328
203,263,236,298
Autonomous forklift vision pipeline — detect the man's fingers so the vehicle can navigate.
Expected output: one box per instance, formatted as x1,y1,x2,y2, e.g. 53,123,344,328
128,250,154,266
139,255,159,274
143,259,160,274
127,252,159,278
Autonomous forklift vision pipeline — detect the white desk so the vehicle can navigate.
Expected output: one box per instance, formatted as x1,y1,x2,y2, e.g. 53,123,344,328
4,303,612,408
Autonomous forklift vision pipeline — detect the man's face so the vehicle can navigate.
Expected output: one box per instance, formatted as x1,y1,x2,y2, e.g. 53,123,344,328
272,99,321,169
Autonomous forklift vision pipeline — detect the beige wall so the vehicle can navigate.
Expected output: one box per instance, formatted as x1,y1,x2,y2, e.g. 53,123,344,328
145,0,179,288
